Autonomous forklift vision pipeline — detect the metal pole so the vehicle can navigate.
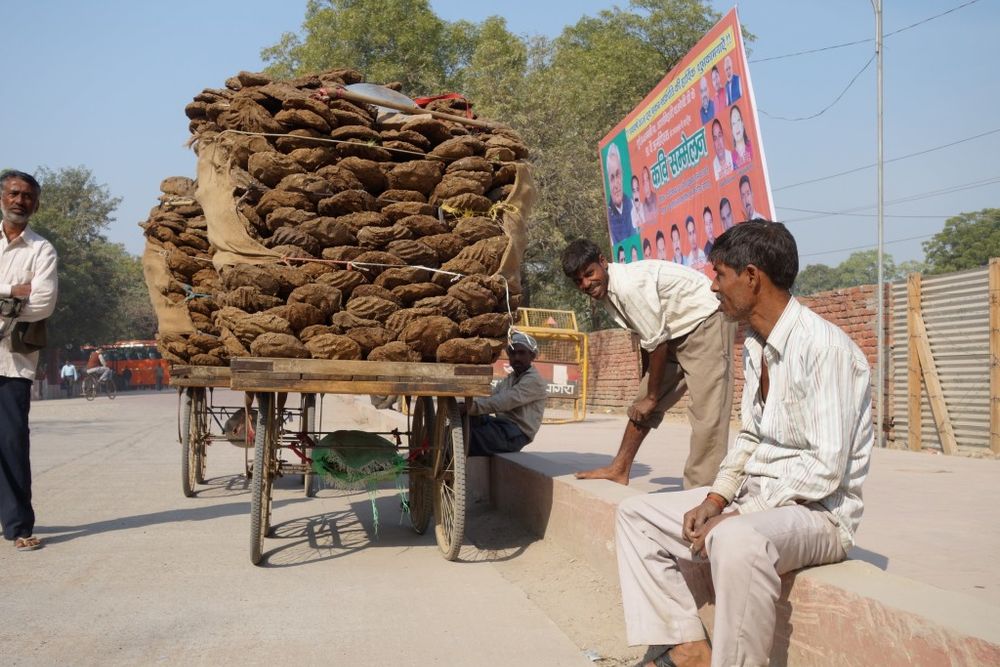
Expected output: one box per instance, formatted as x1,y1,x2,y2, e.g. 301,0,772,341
874,0,885,446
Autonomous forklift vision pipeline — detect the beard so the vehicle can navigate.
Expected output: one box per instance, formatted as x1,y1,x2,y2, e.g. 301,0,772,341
1,205,31,225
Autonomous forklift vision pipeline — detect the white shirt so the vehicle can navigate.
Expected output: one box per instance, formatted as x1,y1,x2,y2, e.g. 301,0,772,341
601,260,719,352
0,224,59,380
710,298,874,551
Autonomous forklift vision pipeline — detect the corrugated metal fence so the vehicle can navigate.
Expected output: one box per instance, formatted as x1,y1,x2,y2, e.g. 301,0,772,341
890,266,991,452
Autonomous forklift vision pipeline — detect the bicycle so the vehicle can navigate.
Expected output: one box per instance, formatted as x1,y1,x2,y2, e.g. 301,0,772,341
82,372,116,401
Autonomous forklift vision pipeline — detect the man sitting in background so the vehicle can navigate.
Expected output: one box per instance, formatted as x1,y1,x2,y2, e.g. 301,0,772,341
466,332,547,456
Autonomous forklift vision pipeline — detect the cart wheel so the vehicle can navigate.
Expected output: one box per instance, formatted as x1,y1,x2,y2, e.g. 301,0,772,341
432,396,466,560
302,393,317,497
181,388,205,498
194,389,208,484
250,392,277,565
408,397,435,534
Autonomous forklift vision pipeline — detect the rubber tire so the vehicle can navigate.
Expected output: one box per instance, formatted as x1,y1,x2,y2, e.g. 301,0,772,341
106,379,116,400
432,396,467,561
181,389,197,498
250,393,275,566
83,376,97,401
302,393,317,497
408,397,435,535
193,389,207,484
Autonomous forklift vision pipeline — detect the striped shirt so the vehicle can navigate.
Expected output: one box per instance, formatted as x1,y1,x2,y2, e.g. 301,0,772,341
710,298,873,551
601,260,720,352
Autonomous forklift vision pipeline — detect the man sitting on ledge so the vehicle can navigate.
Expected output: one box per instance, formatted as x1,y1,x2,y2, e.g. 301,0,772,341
615,221,874,667
466,331,547,456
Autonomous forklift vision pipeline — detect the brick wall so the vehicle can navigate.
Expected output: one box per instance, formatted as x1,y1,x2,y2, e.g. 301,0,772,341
586,284,884,420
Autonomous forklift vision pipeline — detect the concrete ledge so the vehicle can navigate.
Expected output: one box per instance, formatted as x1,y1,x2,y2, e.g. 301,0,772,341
490,453,1000,666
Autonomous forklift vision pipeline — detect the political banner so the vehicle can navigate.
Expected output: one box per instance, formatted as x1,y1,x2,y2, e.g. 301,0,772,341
598,8,773,275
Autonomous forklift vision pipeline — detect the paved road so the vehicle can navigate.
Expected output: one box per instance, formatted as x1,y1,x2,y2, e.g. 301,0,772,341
0,390,595,666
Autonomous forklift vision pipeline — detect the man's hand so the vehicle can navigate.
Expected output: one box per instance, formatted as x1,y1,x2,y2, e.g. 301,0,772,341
626,395,657,424
10,283,30,299
687,512,736,558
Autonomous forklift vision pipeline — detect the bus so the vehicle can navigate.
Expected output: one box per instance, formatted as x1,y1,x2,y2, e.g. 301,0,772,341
70,340,171,389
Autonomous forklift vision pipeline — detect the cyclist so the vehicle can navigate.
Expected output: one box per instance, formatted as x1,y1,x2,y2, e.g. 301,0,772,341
85,348,112,385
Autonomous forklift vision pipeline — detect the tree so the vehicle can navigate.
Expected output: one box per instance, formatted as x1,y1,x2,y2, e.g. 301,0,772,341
261,0,727,330
27,166,156,348
793,249,926,296
923,209,1000,275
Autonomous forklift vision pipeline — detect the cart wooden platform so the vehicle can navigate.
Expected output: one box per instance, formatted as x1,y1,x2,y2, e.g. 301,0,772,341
229,357,494,565
169,365,319,499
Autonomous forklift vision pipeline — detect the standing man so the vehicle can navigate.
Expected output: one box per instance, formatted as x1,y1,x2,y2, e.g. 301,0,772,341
59,359,78,398
0,170,58,552
467,332,548,456
605,144,634,245
615,222,873,667
561,239,735,489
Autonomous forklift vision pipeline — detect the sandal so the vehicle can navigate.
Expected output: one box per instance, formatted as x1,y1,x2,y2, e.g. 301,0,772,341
14,536,42,551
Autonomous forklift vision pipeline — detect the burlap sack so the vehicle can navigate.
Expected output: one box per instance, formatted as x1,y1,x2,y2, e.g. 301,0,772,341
142,241,196,334
195,138,282,271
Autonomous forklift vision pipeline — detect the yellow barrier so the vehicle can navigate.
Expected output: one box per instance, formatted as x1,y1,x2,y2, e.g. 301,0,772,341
514,308,588,424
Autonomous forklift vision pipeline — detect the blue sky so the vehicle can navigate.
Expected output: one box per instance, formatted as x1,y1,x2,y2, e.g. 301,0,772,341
4,1,997,268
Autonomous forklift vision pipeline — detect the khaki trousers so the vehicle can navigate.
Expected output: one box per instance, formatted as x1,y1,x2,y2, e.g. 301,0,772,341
636,311,737,488
615,483,846,667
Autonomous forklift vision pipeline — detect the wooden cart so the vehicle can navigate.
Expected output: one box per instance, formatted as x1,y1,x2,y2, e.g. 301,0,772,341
170,365,320,498
229,357,494,565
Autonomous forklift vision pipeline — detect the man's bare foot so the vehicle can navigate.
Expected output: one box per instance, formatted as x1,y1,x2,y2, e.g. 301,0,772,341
574,465,630,485
645,640,711,667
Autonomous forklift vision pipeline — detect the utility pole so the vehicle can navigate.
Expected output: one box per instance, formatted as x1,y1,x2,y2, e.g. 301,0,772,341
873,0,885,447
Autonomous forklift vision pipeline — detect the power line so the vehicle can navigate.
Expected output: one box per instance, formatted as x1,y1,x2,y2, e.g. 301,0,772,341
774,127,1000,192
799,233,935,259
779,208,948,219
749,0,981,63
781,175,1000,223
758,54,874,122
